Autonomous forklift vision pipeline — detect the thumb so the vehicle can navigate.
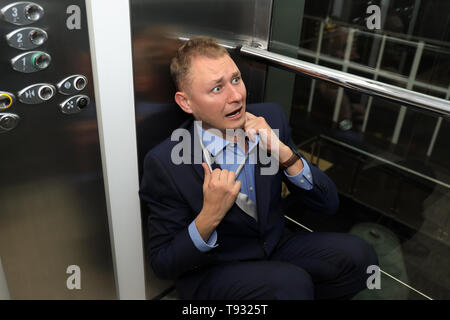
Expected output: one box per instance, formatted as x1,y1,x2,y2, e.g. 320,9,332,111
202,162,211,184
245,112,256,121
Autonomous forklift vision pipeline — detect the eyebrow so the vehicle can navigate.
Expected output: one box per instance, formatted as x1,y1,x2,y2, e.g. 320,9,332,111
210,71,241,84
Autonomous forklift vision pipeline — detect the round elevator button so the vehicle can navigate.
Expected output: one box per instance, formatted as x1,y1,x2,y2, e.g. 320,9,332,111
38,86,54,101
29,29,47,46
0,93,14,109
31,52,51,70
25,4,43,22
0,114,20,131
76,97,89,109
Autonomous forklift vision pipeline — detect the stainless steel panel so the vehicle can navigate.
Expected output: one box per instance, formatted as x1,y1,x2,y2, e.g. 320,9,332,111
130,0,272,49
0,0,116,298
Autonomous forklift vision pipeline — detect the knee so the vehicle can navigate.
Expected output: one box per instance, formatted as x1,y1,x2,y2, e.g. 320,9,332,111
348,235,379,272
269,264,314,300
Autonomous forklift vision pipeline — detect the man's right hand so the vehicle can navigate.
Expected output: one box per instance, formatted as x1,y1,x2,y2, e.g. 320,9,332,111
195,163,241,242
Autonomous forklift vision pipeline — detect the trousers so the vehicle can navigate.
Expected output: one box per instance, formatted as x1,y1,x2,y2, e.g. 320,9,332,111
184,231,379,300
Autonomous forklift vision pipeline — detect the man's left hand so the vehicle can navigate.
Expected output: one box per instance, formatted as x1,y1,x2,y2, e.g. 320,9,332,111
244,112,291,163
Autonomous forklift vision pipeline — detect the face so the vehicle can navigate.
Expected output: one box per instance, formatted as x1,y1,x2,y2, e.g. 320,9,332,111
176,54,247,134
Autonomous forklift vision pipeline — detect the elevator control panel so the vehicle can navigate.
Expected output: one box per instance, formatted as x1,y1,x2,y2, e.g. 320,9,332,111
0,2,44,25
6,27,48,50
0,91,15,109
0,113,20,132
1,1,93,133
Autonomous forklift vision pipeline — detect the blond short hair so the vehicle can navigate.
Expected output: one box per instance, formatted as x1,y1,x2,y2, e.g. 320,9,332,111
170,37,229,91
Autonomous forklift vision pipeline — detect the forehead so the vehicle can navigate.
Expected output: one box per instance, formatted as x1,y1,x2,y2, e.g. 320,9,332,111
189,54,239,82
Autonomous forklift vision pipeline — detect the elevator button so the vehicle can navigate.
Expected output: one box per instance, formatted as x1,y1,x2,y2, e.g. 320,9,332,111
0,2,44,25
0,92,15,109
38,85,54,101
60,95,90,114
57,75,88,95
0,113,20,132
11,51,51,73
31,52,51,69
18,83,56,104
6,27,48,50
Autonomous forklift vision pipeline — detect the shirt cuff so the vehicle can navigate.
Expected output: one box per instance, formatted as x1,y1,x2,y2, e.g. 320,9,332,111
284,158,314,190
188,220,218,252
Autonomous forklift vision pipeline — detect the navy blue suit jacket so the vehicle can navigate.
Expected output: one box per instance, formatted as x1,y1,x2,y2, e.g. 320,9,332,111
139,103,339,295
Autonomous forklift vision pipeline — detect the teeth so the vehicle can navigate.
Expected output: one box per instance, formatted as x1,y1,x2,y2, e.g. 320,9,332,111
226,108,241,117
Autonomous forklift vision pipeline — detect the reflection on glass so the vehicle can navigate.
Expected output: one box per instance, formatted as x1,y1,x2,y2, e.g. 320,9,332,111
272,0,450,299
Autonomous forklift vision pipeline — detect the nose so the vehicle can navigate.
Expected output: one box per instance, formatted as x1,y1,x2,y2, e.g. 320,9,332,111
227,83,244,104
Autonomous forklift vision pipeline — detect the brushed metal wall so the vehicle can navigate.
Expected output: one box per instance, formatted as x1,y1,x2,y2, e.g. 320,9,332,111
0,0,116,299
129,0,273,299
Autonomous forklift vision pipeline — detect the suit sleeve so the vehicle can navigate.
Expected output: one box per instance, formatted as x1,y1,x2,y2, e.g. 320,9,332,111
276,106,340,215
139,152,215,280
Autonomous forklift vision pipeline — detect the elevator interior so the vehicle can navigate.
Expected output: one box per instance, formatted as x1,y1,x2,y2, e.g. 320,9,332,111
0,0,448,300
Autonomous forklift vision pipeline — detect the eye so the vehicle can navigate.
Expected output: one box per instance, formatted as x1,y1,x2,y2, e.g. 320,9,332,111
212,86,221,93
232,76,241,84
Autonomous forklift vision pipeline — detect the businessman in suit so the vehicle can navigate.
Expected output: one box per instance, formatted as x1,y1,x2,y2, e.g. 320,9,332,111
139,37,378,299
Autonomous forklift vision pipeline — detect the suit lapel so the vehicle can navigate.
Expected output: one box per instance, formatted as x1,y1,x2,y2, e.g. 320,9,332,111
189,120,208,181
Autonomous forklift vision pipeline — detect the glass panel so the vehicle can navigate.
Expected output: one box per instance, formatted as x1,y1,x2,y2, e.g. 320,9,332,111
270,0,450,300
294,0,450,101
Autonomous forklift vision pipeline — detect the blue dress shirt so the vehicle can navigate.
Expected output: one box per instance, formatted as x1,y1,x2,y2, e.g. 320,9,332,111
188,123,314,252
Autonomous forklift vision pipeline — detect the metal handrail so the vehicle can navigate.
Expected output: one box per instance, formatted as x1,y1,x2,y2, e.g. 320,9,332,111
240,45,450,117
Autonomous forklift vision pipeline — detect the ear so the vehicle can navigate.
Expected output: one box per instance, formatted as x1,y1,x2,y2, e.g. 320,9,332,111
174,91,193,114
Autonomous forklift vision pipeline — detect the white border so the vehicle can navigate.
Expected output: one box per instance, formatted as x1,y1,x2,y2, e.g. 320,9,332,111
86,0,145,299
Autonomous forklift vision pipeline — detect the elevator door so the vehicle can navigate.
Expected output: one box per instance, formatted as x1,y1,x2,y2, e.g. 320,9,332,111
0,0,116,299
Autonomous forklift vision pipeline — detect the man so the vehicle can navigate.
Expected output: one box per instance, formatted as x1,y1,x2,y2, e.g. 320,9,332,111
139,37,378,299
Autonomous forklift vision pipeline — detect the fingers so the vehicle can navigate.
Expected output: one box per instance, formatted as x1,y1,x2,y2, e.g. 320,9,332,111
245,112,256,120
227,170,236,184
202,162,211,185
224,170,240,196
244,112,261,142
232,180,242,195
246,128,257,142
244,116,256,141
258,128,268,142
211,168,221,182
203,165,241,203
219,169,229,182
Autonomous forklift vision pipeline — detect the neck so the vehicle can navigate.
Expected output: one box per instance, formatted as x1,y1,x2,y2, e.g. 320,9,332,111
198,122,248,153
200,123,245,142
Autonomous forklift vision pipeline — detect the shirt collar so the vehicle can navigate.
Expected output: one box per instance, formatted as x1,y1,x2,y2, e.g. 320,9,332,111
195,122,259,157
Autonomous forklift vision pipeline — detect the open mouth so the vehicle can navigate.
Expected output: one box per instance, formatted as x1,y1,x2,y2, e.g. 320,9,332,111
225,107,243,119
